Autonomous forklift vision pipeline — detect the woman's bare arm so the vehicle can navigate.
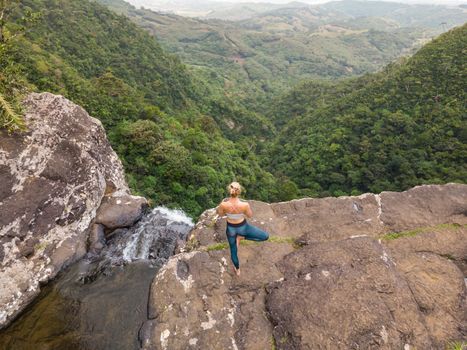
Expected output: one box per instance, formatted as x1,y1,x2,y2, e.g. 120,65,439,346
217,202,225,216
245,203,253,218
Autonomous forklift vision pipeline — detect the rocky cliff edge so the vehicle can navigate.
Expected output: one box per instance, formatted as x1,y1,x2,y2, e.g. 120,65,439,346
141,184,467,350
0,93,147,329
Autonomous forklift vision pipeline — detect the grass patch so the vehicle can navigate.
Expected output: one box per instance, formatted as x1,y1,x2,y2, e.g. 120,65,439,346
269,236,295,244
206,242,229,251
381,223,463,241
270,336,277,350
34,241,48,252
205,235,297,251
446,341,466,350
205,219,217,228
184,237,201,252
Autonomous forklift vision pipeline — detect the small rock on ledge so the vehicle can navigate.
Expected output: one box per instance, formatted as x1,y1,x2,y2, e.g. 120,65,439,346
95,194,148,231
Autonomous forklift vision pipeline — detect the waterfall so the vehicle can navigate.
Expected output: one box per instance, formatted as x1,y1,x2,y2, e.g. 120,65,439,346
0,206,195,350
121,207,194,261
81,206,194,281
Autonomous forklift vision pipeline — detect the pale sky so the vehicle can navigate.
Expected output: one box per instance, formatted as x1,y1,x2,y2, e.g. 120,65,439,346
212,0,462,2
130,0,466,4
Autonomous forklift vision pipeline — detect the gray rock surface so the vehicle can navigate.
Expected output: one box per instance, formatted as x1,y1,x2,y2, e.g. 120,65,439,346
0,93,129,328
187,184,467,248
142,243,295,350
385,224,467,275
379,184,467,231
266,236,465,350
96,194,148,230
142,184,467,350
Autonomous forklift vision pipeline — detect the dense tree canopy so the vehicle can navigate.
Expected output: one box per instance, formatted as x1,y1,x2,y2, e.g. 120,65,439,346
1,0,281,217
97,0,466,116
266,24,467,197
1,0,465,218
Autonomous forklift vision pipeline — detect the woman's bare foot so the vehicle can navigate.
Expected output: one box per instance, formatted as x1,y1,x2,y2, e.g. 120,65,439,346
232,265,241,276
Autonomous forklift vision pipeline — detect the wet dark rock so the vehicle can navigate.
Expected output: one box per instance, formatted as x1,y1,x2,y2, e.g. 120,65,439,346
88,224,106,255
0,207,193,349
105,227,129,240
0,261,158,350
148,236,171,260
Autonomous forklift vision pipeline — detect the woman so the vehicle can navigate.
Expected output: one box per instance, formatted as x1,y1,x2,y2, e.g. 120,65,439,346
217,182,269,276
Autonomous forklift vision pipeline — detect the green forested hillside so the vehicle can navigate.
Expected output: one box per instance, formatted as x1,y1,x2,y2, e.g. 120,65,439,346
1,0,465,218
266,24,467,197
1,0,279,216
97,0,462,112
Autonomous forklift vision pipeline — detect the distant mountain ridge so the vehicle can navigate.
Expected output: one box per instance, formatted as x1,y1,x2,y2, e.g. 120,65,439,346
97,0,466,108
124,0,308,18
124,0,467,23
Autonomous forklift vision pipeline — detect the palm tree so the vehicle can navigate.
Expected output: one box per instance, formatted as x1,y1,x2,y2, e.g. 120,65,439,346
0,93,25,133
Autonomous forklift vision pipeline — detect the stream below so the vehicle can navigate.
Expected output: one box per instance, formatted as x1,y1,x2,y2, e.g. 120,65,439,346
0,207,193,350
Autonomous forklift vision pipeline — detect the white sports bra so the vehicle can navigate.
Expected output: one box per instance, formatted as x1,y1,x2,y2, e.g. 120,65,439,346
226,212,245,220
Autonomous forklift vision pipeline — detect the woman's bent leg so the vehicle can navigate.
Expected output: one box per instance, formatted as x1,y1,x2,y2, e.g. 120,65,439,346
243,223,269,242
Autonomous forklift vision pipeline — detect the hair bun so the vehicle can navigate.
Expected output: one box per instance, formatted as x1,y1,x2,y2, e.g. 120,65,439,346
228,181,242,196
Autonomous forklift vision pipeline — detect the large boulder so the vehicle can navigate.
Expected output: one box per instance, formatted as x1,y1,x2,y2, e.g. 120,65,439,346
141,243,295,350
266,236,465,350
385,224,467,275
0,93,132,328
385,224,467,346
143,184,467,349
379,184,467,231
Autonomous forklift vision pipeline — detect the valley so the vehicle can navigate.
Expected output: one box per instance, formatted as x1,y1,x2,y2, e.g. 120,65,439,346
0,1,466,348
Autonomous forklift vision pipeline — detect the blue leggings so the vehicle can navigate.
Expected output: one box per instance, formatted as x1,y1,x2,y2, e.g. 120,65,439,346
226,220,269,269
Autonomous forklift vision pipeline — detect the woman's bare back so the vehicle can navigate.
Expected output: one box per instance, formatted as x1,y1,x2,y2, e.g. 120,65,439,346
219,198,252,224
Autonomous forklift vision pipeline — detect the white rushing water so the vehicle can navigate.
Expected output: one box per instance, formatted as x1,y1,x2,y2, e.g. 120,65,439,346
75,206,195,284
121,206,194,262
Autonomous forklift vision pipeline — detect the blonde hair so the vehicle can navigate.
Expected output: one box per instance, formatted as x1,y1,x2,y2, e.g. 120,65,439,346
227,181,242,197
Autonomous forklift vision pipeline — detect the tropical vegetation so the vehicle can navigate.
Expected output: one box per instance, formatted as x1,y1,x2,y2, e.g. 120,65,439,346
0,0,465,218
266,24,467,196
